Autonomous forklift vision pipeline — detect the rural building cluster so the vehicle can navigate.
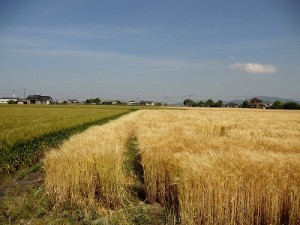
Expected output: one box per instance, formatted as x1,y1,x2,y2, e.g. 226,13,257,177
1,95,299,109
0,95,167,106
0,95,53,105
224,98,273,109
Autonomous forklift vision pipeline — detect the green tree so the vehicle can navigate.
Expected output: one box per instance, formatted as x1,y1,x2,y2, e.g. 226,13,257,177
197,101,204,107
283,102,299,110
95,98,101,104
206,99,214,107
86,98,101,104
272,100,283,109
242,100,249,108
215,100,223,107
183,99,194,107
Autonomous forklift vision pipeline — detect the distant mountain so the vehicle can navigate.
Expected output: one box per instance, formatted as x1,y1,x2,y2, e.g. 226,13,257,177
229,96,300,105
228,99,244,105
170,102,184,106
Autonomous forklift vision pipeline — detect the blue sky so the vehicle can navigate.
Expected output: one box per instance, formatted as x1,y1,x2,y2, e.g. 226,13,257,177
0,0,299,102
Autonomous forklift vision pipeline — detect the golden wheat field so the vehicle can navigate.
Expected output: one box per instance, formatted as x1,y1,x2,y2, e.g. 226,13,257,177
44,108,300,225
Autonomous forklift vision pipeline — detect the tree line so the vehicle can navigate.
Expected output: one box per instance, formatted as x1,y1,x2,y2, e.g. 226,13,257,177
183,99,223,107
85,98,101,104
271,100,300,109
184,99,300,109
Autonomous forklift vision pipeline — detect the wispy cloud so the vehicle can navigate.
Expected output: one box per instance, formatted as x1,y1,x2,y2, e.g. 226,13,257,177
3,25,147,40
229,63,277,74
0,47,208,72
0,25,160,53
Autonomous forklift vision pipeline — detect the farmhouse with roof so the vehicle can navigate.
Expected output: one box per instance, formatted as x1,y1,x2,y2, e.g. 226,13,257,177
249,98,263,108
248,97,273,109
224,102,239,108
26,95,53,105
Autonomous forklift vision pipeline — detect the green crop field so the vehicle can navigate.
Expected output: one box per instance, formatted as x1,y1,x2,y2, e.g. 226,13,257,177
0,104,135,173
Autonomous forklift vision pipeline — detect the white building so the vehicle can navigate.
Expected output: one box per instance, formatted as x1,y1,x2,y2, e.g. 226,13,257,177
0,97,20,104
127,100,138,105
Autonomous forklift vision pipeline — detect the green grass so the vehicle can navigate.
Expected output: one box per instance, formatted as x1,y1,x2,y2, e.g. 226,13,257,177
0,104,135,149
0,104,136,174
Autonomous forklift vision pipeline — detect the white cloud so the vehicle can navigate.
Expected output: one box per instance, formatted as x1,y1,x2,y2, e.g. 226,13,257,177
229,63,277,74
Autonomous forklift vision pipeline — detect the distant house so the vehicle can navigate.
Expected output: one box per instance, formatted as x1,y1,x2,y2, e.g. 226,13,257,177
116,101,126,105
112,101,121,105
249,98,264,108
0,97,20,104
55,100,65,104
263,101,273,109
127,100,138,105
140,100,155,106
26,95,53,105
155,102,167,106
101,100,113,105
248,98,273,109
224,102,239,108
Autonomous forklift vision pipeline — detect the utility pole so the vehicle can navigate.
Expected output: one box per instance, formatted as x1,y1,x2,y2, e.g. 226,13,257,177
23,88,25,99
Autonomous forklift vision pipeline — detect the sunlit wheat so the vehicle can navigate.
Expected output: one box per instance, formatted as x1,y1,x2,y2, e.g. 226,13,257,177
44,108,300,224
